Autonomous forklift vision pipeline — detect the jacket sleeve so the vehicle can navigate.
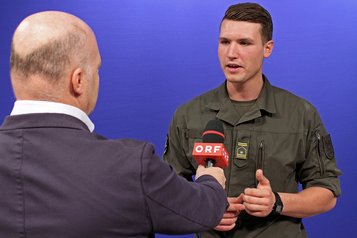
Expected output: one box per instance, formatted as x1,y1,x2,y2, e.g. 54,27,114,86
298,104,342,196
140,142,227,235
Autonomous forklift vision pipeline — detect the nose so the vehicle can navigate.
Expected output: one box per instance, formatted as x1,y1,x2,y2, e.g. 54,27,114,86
227,43,238,59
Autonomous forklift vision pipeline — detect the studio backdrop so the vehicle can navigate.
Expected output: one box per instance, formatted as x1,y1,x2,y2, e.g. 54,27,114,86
0,1,356,237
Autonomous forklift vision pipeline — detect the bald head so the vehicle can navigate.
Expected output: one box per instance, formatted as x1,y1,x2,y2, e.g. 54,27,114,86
10,11,92,82
13,11,88,54
9,11,101,114
9,11,101,112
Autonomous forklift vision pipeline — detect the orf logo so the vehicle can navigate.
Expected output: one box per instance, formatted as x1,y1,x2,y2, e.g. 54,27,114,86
194,144,221,154
192,142,229,168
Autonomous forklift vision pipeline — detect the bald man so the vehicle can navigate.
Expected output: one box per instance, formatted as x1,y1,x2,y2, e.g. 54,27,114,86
0,11,231,237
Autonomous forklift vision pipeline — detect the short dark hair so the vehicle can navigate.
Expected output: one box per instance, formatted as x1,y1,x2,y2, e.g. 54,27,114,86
10,28,86,83
221,2,273,43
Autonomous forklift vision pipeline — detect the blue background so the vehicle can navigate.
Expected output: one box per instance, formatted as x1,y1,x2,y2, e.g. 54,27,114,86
1,1,356,237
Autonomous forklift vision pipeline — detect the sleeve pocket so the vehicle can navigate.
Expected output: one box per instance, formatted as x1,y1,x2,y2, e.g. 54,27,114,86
322,134,335,160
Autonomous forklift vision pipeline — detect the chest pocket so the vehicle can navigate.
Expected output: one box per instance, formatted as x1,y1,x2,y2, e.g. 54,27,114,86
227,129,257,195
184,128,203,168
257,132,303,193
229,129,302,195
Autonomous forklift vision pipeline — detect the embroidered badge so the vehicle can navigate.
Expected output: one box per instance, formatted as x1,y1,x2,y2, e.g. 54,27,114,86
236,142,248,159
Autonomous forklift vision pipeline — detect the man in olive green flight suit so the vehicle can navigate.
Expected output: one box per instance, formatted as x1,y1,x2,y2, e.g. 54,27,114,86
163,2,342,238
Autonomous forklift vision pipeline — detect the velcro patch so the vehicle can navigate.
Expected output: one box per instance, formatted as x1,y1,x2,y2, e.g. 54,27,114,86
322,134,334,159
236,142,248,159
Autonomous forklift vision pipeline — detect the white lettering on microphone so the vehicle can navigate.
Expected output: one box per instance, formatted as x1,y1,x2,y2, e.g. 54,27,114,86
194,144,222,153
195,145,204,153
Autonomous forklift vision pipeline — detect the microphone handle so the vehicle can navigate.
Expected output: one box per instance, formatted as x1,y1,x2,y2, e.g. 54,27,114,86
205,158,216,168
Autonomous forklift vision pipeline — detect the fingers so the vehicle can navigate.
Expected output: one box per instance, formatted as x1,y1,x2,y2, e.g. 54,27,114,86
214,211,239,232
243,199,273,217
220,213,238,222
195,165,205,177
221,211,240,218
227,194,243,206
226,194,245,212
244,187,271,197
244,209,269,217
227,202,245,213
195,166,226,188
195,165,202,179
236,193,244,203
214,222,236,232
243,190,271,204
212,167,226,189
244,204,272,217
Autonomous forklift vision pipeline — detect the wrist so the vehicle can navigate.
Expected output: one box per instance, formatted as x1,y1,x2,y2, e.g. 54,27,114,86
271,192,284,215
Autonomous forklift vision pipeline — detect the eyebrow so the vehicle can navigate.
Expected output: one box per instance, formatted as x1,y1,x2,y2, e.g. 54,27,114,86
219,37,254,42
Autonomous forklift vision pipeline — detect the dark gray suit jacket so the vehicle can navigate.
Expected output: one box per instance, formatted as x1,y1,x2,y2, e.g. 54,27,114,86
0,113,227,237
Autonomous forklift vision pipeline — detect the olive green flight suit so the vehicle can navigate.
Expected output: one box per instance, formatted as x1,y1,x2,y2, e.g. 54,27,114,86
163,77,341,238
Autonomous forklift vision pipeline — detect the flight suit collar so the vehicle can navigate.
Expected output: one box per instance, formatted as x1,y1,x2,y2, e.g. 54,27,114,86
256,75,276,114
206,75,276,126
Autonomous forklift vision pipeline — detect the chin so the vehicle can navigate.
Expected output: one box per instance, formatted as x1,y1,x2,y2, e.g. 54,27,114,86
226,76,246,84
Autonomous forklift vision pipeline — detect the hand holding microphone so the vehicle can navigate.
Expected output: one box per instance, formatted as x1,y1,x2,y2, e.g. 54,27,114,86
193,120,229,188
196,165,226,189
192,119,229,168
193,120,245,231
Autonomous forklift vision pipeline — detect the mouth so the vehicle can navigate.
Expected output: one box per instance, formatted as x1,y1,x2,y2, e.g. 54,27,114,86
225,63,242,72
227,63,241,68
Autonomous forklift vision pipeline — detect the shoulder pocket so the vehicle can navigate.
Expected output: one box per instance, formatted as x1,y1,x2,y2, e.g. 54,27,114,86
322,134,335,160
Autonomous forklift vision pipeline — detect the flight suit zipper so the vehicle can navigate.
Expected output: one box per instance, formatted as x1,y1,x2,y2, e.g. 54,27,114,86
315,131,325,176
256,140,264,186
257,140,264,170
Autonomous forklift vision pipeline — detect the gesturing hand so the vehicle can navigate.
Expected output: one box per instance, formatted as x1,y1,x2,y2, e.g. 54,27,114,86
214,194,245,231
243,169,275,217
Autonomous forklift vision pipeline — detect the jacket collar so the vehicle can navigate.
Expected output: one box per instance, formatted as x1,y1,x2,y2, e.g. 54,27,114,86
206,75,276,126
10,100,94,132
0,113,90,132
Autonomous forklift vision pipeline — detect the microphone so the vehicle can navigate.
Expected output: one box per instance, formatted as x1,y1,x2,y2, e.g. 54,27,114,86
192,119,229,168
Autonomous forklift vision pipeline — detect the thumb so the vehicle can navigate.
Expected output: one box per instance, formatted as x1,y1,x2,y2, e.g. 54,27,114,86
236,193,244,204
256,169,270,187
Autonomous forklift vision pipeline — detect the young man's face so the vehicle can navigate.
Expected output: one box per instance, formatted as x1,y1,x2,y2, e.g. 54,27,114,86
218,20,273,88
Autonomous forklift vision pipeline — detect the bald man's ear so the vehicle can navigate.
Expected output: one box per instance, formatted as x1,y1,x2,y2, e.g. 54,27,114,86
71,67,84,96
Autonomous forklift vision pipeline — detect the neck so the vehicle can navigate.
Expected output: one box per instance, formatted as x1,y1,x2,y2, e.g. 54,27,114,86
226,77,264,101
12,75,86,114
